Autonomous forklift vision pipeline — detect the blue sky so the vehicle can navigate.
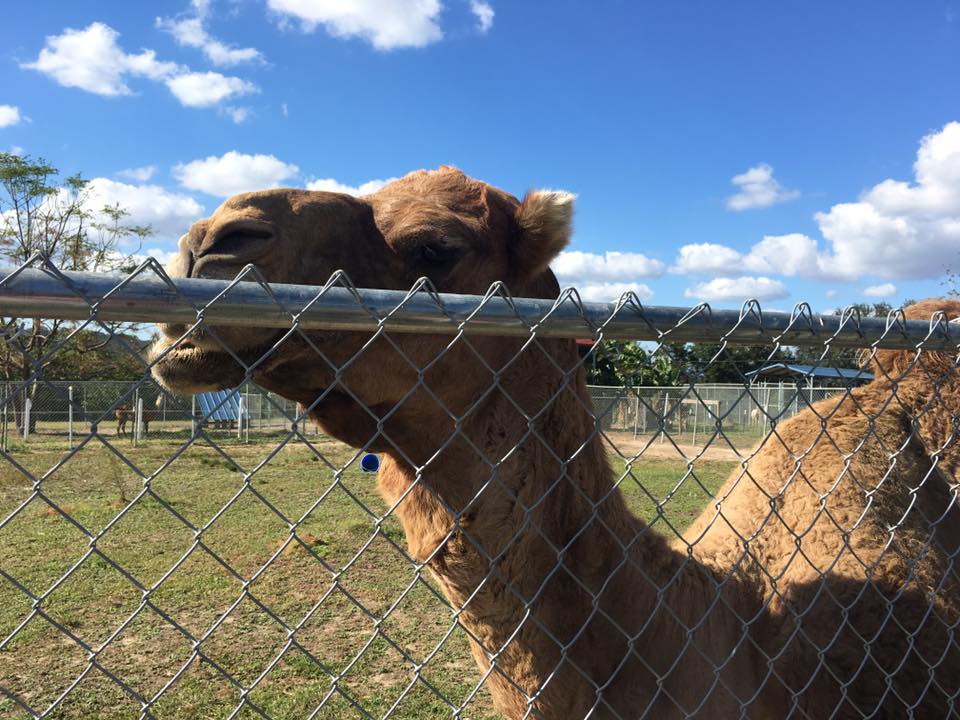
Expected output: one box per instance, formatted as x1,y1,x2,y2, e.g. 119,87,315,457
2,0,959,309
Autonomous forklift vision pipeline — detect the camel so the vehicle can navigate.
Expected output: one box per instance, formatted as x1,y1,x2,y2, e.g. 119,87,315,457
149,168,960,719
115,396,163,437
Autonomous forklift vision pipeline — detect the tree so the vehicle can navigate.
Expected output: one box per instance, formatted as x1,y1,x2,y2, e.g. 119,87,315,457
790,301,917,375
944,265,959,298
0,153,152,428
585,340,688,386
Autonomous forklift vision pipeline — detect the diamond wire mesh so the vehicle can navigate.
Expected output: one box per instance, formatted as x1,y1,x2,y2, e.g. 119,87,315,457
0,257,958,719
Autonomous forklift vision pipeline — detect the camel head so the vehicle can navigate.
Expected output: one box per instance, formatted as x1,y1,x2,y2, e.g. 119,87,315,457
150,167,575,457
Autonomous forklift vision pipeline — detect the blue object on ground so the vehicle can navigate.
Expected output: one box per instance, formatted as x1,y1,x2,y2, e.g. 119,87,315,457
360,453,380,473
195,388,249,421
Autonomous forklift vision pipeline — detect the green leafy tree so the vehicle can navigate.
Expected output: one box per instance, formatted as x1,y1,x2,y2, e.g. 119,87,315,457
0,153,152,427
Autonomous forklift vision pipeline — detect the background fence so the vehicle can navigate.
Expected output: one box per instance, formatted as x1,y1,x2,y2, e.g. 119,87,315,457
0,379,845,449
0,380,310,444
0,260,958,720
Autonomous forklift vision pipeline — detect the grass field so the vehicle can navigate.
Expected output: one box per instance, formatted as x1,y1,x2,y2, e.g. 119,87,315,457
0,431,736,719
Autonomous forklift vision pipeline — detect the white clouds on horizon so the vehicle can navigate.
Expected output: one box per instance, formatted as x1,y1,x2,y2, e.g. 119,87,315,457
173,151,299,196
726,163,800,211
672,234,828,279
267,0,444,50
23,22,256,112
157,1,265,67
549,250,662,303
86,177,205,241
863,282,897,298
117,165,157,182
306,176,399,195
671,243,743,276
814,121,960,279
676,121,960,289
0,105,23,128
552,250,664,284
569,282,653,303
685,276,788,302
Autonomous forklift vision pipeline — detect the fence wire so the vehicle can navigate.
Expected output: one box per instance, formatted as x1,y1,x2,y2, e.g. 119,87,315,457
0,256,958,720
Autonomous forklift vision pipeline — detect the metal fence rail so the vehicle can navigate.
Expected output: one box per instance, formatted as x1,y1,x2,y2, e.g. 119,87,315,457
1,257,959,720
1,263,957,349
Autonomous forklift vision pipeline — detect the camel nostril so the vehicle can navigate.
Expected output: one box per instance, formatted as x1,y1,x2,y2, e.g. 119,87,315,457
198,221,275,260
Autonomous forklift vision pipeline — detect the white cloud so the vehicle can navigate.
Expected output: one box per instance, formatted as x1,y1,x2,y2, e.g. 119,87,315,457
552,250,665,284
267,0,444,50
863,282,897,298
23,22,178,96
23,21,256,114
223,106,252,124
670,243,742,275
306,176,398,195
165,71,257,107
142,247,180,267
814,122,960,279
157,3,265,66
672,234,834,280
568,282,653,303
174,151,300,196
0,105,22,128
685,276,788,302
470,1,494,33
8,146,24,156
740,233,822,276
117,165,157,182
726,163,800,211
85,178,204,240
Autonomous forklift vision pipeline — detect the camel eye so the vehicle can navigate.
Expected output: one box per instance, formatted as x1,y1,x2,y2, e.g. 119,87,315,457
420,240,459,265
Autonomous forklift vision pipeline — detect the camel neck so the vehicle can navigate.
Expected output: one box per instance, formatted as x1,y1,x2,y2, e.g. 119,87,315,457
376,345,736,715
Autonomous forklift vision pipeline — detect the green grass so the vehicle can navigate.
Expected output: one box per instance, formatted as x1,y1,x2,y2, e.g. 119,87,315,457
0,432,735,720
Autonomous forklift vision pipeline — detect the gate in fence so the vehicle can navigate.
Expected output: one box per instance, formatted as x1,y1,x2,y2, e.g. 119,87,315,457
0,258,958,720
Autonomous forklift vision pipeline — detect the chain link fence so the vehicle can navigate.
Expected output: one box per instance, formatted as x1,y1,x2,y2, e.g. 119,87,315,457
0,379,311,447
0,257,958,719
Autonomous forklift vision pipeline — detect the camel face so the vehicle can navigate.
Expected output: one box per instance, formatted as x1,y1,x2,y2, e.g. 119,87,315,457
150,167,575,450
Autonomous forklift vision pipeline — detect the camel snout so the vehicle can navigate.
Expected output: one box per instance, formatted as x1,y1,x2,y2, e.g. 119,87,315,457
193,219,275,262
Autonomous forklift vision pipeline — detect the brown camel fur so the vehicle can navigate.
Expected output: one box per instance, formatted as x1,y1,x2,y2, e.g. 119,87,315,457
149,168,960,719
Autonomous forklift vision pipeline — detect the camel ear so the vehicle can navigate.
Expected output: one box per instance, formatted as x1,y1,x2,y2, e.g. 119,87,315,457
512,190,575,281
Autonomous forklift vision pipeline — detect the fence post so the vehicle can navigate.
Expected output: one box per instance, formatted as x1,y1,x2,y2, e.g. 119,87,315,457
68,385,74,449
2,403,7,451
191,395,197,437
135,397,143,446
237,395,244,440
22,398,30,441
660,393,669,444
632,392,640,439
691,400,698,448
244,385,250,442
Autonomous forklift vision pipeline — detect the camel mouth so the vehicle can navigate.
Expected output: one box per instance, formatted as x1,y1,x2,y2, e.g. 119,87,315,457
149,337,248,395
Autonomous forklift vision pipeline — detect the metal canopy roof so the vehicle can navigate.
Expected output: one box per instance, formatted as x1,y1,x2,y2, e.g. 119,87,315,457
195,388,249,422
745,363,874,382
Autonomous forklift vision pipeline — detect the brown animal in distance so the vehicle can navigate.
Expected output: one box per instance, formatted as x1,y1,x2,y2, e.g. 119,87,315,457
149,168,960,719
115,397,163,437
